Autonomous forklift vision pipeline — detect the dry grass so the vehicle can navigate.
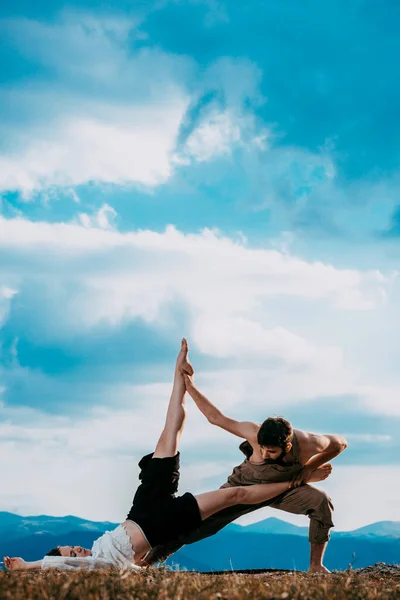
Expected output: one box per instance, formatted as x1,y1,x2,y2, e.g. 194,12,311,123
1,569,399,600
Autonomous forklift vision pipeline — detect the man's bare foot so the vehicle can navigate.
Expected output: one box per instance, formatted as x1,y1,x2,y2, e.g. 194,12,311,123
308,464,332,483
308,564,331,573
176,338,194,376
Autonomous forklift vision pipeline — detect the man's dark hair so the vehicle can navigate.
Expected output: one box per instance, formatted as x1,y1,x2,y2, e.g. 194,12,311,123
46,547,62,556
257,417,293,450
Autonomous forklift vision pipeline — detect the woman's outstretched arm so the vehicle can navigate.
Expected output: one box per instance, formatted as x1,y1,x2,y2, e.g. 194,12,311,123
4,555,117,571
3,557,42,570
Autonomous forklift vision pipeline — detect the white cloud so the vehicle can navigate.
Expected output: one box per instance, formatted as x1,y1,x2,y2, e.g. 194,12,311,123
2,215,399,417
237,465,400,531
0,286,18,327
184,111,242,162
183,106,271,164
192,315,341,365
342,434,392,443
360,386,400,418
78,203,117,230
0,15,267,196
0,216,389,345
0,99,188,195
0,216,387,298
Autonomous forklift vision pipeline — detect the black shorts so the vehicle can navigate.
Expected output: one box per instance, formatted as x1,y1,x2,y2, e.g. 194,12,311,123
126,452,202,548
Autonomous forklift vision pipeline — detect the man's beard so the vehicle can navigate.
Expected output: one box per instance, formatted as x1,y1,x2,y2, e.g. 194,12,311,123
263,449,287,465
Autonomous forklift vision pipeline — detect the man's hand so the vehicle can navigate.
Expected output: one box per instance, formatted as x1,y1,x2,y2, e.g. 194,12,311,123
4,557,26,571
290,465,315,488
291,464,333,488
183,372,194,389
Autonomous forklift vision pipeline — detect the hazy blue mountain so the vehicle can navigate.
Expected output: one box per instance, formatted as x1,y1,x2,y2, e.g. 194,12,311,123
1,513,399,572
228,518,400,540
0,511,117,541
350,521,400,538
241,517,308,536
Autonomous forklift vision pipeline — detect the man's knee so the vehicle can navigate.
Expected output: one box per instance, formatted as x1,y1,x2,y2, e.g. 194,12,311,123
300,486,332,511
307,489,334,522
307,489,334,543
312,489,334,513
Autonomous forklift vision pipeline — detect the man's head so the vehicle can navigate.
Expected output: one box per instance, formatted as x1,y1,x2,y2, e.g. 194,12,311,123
257,417,293,464
46,545,92,558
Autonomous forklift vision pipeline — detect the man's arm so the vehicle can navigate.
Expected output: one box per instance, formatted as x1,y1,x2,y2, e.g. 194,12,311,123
183,374,259,442
292,431,348,487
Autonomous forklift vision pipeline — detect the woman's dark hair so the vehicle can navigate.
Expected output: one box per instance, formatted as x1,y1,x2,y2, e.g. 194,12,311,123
46,547,62,556
257,417,293,450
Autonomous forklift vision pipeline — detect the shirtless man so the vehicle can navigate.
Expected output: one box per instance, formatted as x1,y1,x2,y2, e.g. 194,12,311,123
145,370,347,574
3,340,330,573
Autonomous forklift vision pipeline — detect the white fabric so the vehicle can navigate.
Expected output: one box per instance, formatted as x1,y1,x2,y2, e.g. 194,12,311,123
42,525,142,572
41,555,115,571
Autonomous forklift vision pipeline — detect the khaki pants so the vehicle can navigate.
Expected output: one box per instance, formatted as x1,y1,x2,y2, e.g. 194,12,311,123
183,483,333,545
146,483,334,564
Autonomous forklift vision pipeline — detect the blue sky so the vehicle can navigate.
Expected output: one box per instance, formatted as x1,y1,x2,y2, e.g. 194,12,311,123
1,0,399,530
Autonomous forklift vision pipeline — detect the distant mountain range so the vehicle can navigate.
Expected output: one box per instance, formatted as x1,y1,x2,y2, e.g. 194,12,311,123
0,512,116,540
234,517,400,539
1,512,399,572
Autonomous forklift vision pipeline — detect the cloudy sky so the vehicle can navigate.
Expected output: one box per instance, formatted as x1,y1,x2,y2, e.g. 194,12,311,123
1,0,400,532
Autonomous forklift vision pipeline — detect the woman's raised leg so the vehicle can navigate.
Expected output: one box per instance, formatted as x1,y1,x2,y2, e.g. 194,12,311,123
194,481,291,520
153,339,194,459
194,467,331,520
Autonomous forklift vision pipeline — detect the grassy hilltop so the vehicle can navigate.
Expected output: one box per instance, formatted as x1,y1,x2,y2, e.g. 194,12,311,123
0,569,399,600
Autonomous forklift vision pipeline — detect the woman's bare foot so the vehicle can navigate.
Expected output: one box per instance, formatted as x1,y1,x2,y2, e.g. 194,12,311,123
176,338,194,376
308,464,332,483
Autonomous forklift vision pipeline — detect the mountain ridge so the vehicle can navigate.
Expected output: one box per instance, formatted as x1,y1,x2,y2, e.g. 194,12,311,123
2,511,400,539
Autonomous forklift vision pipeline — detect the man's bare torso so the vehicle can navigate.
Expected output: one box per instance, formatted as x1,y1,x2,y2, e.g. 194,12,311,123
247,428,326,465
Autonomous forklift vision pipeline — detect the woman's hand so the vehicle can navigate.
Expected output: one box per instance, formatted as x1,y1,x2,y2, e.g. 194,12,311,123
4,556,26,571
